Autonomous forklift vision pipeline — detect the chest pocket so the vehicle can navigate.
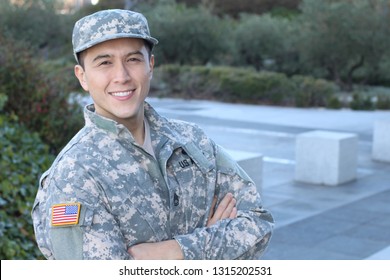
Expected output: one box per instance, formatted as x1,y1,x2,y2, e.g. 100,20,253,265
168,142,214,184
167,142,215,233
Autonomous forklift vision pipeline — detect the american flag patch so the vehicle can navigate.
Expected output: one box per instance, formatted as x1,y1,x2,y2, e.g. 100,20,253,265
51,203,81,227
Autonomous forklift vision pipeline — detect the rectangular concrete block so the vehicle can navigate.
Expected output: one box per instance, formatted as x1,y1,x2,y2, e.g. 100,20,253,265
372,120,390,163
295,130,358,186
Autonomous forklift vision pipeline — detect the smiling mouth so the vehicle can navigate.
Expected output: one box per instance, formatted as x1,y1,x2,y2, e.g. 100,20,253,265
110,90,134,97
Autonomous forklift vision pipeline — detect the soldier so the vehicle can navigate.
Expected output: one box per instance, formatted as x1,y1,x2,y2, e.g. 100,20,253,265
31,9,274,260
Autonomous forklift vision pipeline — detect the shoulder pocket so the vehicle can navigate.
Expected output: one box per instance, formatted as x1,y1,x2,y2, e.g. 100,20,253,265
216,145,253,183
183,142,214,174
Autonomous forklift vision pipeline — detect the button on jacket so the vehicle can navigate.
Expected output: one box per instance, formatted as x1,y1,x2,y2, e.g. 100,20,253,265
32,102,274,259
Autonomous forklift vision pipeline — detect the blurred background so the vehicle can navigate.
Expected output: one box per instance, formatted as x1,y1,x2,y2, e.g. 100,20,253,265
1,0,390,259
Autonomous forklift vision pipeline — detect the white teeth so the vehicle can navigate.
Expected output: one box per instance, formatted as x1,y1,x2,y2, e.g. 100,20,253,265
111,91,131,97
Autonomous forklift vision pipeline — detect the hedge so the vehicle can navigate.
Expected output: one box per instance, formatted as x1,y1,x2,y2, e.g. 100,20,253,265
0,35,84,154
151,64,338,107
0,94,54,259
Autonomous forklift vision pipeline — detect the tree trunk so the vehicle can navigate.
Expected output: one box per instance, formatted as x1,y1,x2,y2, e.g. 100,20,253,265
327,65,343,89
346,55,365,91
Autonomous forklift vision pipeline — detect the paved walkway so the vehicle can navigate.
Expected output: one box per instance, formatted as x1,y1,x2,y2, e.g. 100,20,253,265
147,97,390,260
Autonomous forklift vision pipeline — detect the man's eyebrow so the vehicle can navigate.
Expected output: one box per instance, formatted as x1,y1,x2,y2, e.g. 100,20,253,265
126,50,144,57
92,54,111,63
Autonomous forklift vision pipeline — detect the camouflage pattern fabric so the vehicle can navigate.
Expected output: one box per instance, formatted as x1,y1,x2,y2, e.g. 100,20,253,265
72,9,158,62
32,102,274,259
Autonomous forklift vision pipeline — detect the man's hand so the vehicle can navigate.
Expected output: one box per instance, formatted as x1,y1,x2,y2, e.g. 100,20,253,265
207,193,237,227
128,239,184,260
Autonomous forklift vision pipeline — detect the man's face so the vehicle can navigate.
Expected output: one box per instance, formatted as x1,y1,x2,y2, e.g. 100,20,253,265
75,38,154,125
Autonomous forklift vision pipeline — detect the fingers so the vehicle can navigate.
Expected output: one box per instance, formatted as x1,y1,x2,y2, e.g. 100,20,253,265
217,193,236,220
207,193,237,227
229,206,237,219
208,195,218,221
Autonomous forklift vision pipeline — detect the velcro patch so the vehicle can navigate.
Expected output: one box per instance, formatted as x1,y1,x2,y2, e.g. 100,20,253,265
51,203,81,227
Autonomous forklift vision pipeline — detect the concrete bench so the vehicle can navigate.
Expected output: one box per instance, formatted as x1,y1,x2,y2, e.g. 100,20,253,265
294,130,358,186
372,120,390,163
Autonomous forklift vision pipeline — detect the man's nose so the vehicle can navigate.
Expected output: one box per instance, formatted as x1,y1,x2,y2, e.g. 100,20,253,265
113,62,131,83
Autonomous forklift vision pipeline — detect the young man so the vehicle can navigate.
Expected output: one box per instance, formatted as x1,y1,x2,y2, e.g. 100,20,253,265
32,9,274,260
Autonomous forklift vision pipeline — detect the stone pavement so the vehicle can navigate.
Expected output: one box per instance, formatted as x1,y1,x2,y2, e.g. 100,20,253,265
147,97,390,260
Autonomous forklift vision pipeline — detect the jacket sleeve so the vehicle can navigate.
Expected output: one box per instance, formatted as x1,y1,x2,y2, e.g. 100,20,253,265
174,145,274,260
32,162,132,260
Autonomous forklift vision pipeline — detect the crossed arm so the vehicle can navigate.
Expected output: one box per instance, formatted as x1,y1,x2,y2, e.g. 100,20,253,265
127,193,237,259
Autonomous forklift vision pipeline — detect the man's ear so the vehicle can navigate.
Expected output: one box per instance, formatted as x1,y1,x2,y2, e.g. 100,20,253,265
74,65,89,92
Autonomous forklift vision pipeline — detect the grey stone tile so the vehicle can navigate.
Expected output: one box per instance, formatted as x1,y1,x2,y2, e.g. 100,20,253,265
321,207,380,224
368,215,390,228
345,224,390,243
263,242,358,260
315,235,389,259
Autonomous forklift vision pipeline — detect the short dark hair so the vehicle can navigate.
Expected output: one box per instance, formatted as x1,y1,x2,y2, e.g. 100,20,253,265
77,39,153,69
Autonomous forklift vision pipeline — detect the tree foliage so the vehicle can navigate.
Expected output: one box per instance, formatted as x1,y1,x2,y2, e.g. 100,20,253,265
233,14,294,72
297,0,390,89
177,0,301,17
0,0,74,59
143,3,231,65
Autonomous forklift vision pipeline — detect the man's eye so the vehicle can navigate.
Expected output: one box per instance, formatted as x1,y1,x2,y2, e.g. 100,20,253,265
128,57,141,62
99,61,111,66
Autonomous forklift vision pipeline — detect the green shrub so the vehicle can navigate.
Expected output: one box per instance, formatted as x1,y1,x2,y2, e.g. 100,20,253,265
376,95,390,110
0,96,54,259
327,95,342,109
350,92,374,111
213,68,294,105
291,75,338,107
0,35,83,153
152,64,338,107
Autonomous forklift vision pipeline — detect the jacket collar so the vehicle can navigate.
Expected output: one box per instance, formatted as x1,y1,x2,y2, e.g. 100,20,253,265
84,102,189,146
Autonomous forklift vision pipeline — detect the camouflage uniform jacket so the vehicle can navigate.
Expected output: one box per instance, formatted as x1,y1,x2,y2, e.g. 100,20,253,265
32,102,274,260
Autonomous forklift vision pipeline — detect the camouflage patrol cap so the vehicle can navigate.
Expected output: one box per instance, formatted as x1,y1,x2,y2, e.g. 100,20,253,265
72,9,158,62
